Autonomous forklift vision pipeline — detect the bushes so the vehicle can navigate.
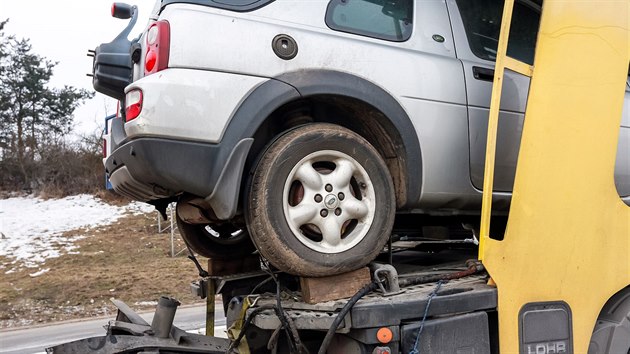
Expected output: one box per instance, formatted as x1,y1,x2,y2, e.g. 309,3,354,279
0,131,108,198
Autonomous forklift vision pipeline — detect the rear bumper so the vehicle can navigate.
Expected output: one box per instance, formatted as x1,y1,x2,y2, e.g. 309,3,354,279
105,137,253,219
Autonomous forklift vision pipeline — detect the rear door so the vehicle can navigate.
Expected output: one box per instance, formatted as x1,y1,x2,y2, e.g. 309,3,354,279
447,0,541,192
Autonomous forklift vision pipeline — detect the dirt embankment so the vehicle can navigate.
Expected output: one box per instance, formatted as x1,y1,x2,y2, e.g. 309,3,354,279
0,213,207,329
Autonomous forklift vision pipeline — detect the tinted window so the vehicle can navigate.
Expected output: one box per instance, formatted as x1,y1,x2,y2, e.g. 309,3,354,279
325,0,413,42
456,0,541,65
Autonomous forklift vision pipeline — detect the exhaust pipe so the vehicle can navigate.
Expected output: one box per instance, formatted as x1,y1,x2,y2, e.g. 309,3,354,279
151,296,181,338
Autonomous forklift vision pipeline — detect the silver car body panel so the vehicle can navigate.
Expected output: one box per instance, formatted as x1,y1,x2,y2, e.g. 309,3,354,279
124,68,266,142
130,0,629,210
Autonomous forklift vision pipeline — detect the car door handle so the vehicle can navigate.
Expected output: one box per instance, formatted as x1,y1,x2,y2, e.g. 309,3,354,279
473,66,495,82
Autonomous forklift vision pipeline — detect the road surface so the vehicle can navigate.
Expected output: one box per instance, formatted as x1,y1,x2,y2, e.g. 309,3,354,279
0,304,226,354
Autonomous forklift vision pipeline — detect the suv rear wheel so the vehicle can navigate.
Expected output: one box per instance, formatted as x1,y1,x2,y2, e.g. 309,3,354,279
246,123,395,277
176,215,255,259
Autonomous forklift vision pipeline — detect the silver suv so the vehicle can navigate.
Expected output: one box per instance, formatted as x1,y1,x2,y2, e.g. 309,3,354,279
93,0,630,276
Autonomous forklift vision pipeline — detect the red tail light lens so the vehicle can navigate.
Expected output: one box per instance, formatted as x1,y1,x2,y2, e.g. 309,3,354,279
145,49,157,72
125,89,143,121
145,21,170,75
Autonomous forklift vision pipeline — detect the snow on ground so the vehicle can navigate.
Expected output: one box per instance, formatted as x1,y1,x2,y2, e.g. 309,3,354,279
0,194,155,273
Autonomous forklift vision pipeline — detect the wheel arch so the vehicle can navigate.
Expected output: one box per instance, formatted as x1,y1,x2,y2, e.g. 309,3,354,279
595,285,630,324
588,285,630,353
227,70,422,209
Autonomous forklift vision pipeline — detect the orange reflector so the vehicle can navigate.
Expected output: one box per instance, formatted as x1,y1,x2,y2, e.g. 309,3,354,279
376,327,393,344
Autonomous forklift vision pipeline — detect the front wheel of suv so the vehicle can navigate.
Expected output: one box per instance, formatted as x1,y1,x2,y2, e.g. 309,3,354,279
246,123,395,277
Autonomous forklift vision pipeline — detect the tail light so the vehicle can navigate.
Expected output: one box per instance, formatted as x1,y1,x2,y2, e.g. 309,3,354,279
125,89,143,121
103,139,107,158
145,21,170,75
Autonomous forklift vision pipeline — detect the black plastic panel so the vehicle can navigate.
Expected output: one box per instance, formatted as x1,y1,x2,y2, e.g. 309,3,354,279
92,7,138,101
519,301,573,354
92,42,133,101
401,312,491,353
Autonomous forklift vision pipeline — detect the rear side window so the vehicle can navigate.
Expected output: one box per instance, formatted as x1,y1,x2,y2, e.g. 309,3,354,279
325,0,413,42
456,0,541,65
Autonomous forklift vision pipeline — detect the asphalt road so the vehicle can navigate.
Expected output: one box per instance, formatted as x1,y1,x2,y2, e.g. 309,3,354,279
0,304,227,354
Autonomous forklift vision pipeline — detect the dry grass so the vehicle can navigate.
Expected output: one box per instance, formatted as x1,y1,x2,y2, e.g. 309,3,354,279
0,212,207,329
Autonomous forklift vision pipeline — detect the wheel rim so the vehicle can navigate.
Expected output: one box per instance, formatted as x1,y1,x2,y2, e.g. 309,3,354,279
200,224,247,246
282,150,376,254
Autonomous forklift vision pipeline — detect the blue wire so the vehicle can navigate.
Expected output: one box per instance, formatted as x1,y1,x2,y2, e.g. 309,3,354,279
409,280,445,354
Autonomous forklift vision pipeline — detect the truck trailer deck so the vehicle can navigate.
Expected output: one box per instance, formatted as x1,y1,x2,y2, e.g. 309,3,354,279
50,247,498,353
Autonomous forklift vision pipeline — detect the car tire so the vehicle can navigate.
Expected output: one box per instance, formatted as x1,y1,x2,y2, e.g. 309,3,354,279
588,287,630,354
176,215,255,259
246,123,395,277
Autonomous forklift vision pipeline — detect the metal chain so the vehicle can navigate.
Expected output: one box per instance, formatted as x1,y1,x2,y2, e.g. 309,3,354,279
409,280,446,354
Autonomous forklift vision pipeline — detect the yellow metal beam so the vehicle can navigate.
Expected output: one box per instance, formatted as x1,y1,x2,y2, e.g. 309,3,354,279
478,0,516,260
482,1,630,353
505,57,534,77
206,279,215,336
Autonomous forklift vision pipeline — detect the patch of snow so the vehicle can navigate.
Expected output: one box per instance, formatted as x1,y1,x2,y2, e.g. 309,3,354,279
29,268,50,277
126,201,157,215
134,301,158,306
0,194,156,271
